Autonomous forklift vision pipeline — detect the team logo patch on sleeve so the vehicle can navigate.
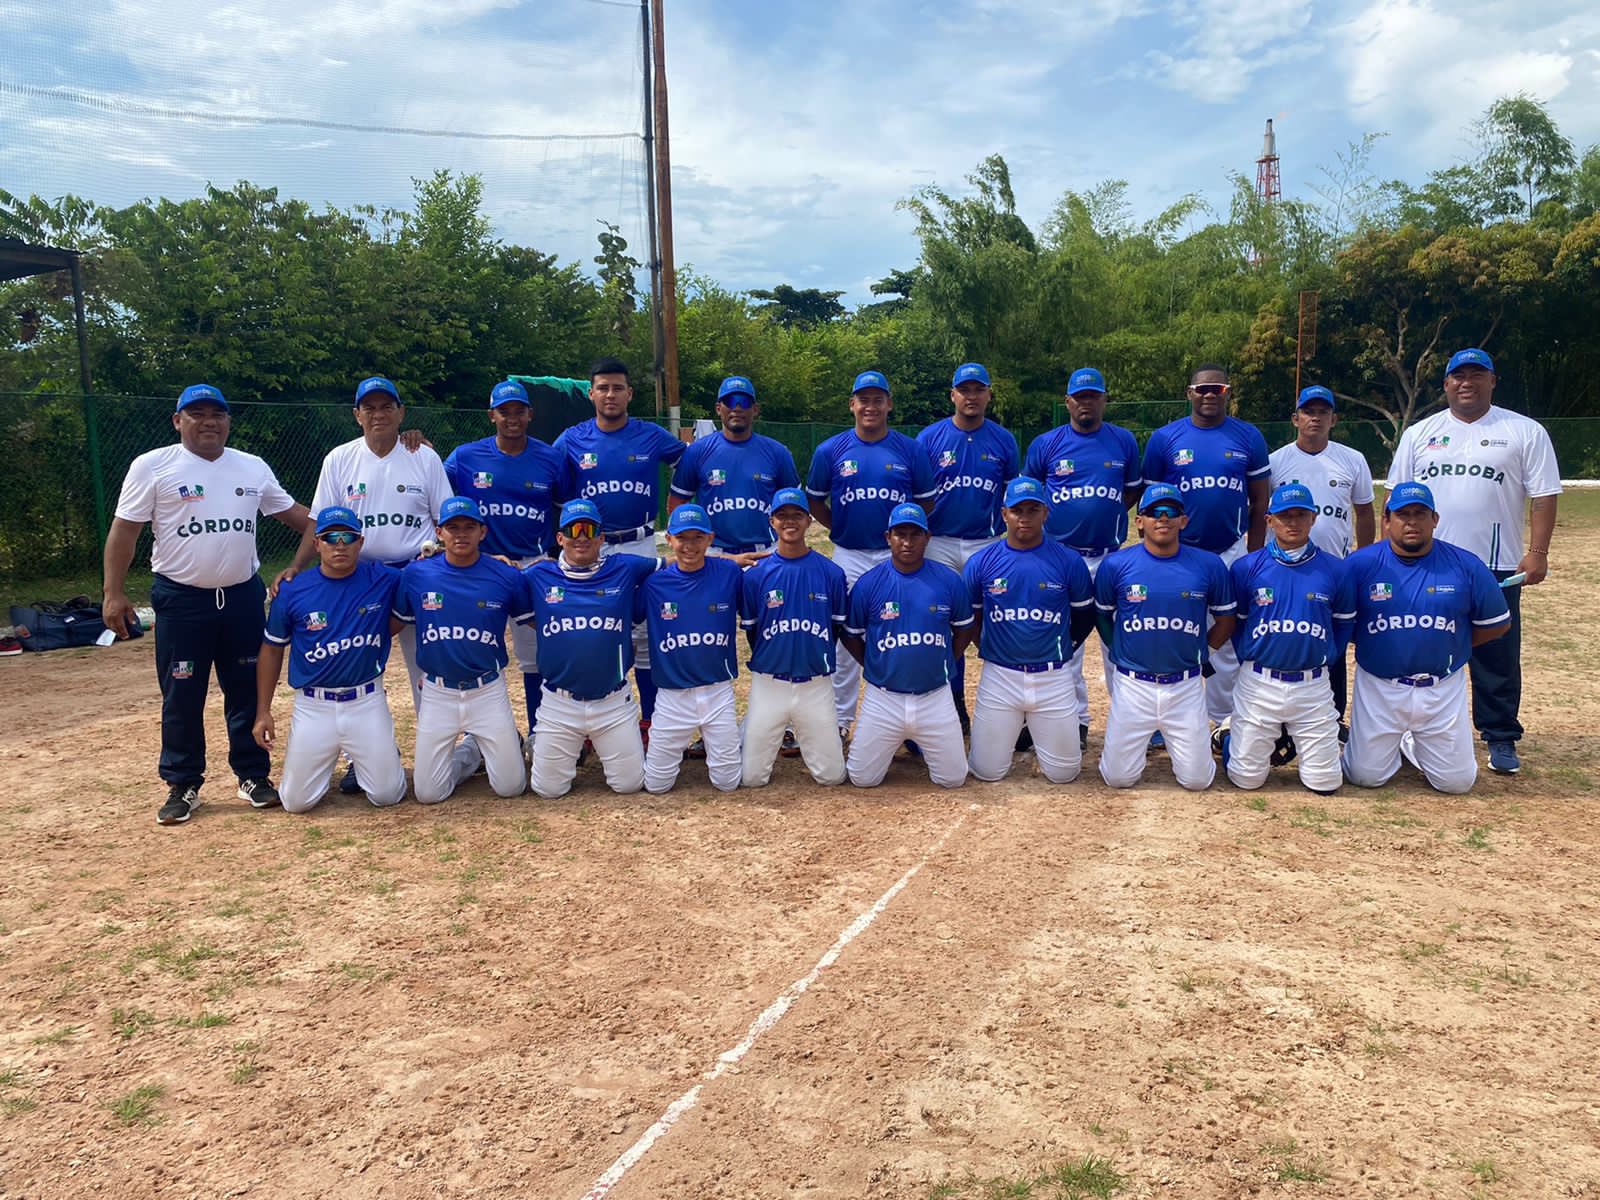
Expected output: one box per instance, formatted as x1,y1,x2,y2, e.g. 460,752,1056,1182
1126,584,1148,603
422,592,444,611
305,611,329,631
660,602,679,620
1253,588,1274,606
986,577,1009,596
178,484,205,502
839,460,859,477
1369,582,1393,601
707,469,727,486
472,472,493,488
765,588,785,608
1174,449,1194,466
545,586,565,604
579,453,599,470
879,601,901,619
938,450,958,468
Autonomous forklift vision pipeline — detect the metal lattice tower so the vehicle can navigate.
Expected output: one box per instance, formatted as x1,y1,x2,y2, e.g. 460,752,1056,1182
1256,118,1281,204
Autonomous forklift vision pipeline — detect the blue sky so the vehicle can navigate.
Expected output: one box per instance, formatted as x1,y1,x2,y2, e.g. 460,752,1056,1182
2,0,1597,303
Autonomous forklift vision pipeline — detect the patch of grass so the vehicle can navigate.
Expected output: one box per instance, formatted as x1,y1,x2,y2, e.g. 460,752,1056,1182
1467,1158,1500,1184
2,1095,38,1116
1264,1139,1325,1183
214,897,251,917
111,1008,158,1041
370,878,398,897
230,1039,264,1084
0,1068,25,1088
170,1011,231,1030
1464,825,1492,851
1400,941,1445,963
1289,805,1351,837
514,819,544,845
926,1156,1126,1200
31,1025,79,1046
335,961,378,981
107,1083,165,1126
1244,795,1268,811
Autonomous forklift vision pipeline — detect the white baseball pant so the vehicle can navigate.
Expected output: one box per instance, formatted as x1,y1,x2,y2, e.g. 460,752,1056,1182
828,545,889,727
848,682,968,789
1226,663,1341,792
529,684,646,798
412,675,526,804
645,681,741,793
1069,550,1115,726
968,662,1082,783
278,685,407,813
925,534,1000,573
1100,671,1214,790
741,674,847,788
1342,666,1476,794
1204,538,1249,724
603,534,661,672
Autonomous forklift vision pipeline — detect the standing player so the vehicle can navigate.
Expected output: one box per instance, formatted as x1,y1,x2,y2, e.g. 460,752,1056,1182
1269,383,1375,722
523,500,661,799
554,357,687,734
667,375,800,554
917,361,1021,732
442,378,563,736
392,497,531,805
253,506,408,813
739,489,850,789
1096,485,1237,791
1384,348,1560,774
638,505,744,793
103,383,310,825
1023,366,1142,747
963,478,1096,784
1141,364,1270,728
1223,484,1348,794
806,370,938,736
1337,482,1511,794
839,504,974,789
281,375,453,709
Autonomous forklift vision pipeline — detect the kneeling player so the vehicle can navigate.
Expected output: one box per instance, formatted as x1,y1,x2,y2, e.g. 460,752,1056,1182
393,497,531,804
1097,485,1236,790
254,506,408,812
524,500,661,798
638,505,744,792
841,504,974,789
739,489,850,788
1224,484,1347,793
964,478,1096,784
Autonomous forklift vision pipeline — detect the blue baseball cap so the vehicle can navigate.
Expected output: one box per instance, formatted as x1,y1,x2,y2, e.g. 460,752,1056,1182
355,376,400,405
851,370,891,396
1268,483,1317,514
557,498,602,529
717,375,756,403
1386,481,1436,513
1067,368,1106,396
1003,477,1047,507
438,496,485,525
490,380,529,408
314,505,361,535
952,362,991,388
175,383,228,413
771,487,809,513
1138,483,1184,513
667,504,713,535
1296,385,1335,409
886,502,928,531
1446,348,1494,375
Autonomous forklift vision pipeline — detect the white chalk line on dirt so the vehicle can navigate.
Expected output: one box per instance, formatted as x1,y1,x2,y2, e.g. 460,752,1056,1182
579,804,975,1200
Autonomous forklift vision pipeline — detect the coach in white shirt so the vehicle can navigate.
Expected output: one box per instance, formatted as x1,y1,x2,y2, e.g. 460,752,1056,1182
1385,348,1561,775
1270,383,1376,719
103,384,310,826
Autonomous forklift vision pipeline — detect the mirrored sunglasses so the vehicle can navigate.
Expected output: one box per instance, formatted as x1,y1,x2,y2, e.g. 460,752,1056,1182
562,521,599,540
318,530,359,545
721,394,755,409
1144,505,1183,519
1190,383,1231,397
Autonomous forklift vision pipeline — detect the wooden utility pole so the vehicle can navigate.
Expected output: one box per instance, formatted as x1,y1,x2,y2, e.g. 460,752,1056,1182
639,0,664,418
649,0,681,432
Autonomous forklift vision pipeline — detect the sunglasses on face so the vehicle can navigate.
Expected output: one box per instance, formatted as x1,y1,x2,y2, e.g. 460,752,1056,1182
562,521,599,540
1144,505,1183,519
1190,383,1231,397
318,530,359,545
721,395,755,410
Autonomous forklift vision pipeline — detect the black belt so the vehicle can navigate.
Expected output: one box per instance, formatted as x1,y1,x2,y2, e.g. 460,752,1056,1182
997,660,1068,674
1116,665,1201,685
603,525,652,545
424,669,500,690
543,681,629,702
767,672,817,684
1250,664,1325,683
1393,672,1446,688
302,680,380,703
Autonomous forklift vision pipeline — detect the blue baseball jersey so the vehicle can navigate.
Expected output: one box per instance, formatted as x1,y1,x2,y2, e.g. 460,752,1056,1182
265,560,401,689
916,418,1021,538
845,560,973,694
1334,540,1509,679
637,557,743,689
1095,544,1235,675
393,555,533,685
1023,422,1141,550
805,430,937,550
1228,548,1348,672
963,539,1094,667
668,432,800,549
554,418,686,533
1140,416,1270,552
739,551,848,679
524,554,661,699
442,436,563,559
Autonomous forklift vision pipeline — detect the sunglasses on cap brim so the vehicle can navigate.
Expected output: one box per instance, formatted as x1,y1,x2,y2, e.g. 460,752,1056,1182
561,521,599,540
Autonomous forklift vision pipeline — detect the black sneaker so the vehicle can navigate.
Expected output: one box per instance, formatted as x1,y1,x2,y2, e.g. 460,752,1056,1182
339,762,362,794
780,730,802,758
237,778,281,810
158,783,200,826
1015,726,1035,753
1079,724,1089,754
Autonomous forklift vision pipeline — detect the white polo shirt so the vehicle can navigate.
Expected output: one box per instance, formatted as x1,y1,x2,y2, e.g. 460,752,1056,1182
1270,440,1375,558
115,445,296,588
310,437,454,566
1386,407,1562,570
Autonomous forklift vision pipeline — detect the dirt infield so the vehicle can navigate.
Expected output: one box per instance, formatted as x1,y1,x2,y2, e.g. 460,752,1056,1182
4,518,1600,1199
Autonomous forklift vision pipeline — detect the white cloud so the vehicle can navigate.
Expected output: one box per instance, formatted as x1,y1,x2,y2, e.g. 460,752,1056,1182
1146,0,1317,102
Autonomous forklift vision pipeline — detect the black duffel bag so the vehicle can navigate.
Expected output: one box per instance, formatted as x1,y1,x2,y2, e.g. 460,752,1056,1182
9,595,144,651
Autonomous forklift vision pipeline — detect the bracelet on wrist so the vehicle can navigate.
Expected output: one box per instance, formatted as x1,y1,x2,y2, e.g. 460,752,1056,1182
1528,548,1549,555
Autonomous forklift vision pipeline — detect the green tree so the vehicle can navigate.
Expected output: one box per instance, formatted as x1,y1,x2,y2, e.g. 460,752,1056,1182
1479,93,1576,219
748,284,846,328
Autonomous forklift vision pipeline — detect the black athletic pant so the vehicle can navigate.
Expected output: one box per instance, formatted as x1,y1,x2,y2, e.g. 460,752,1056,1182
151,573,270,788
1470,572,1522,744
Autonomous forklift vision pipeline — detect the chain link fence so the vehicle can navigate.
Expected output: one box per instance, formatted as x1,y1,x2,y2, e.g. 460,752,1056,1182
5,388,1596,595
